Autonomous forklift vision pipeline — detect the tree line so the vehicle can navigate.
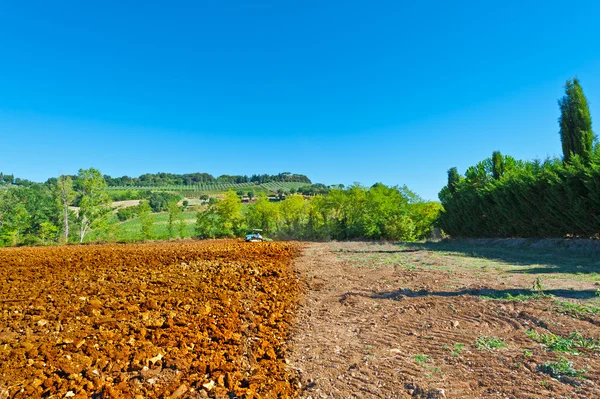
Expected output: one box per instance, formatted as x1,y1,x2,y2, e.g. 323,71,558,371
0,169,441,246
197,186,441,241
438,78,599,238
0,171,312,188
102,171,311,187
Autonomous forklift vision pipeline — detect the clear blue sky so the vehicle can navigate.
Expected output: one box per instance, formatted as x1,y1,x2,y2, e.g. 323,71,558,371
1,1,599,200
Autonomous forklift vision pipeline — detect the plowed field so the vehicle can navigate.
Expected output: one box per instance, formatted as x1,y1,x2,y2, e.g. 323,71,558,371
0,240,300,399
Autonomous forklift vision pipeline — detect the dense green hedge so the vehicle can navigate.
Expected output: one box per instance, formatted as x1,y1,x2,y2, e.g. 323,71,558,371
438,152,600,238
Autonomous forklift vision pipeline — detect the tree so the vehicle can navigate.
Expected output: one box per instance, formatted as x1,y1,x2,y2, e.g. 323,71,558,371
559,78,594,163
77,168,112,242
246,193,279,233
56,175,75,243
214,190,243,236
491,151,505,180
247,190,255,200
280,194,305,234
167,200,182,238
138,200,154,240
446,167,461,194
177,211,186,238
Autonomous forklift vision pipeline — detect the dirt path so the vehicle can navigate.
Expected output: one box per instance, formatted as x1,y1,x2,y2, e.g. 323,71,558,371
288,242,600,399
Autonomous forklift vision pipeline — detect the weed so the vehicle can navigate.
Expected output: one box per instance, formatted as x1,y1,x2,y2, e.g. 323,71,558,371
480,292,545,302
537,357,586,379
403,264,417,271
523,349,532,357
540,380,549,387
555,299,600,319
451,343,465,357
414,354,429,364
532,277,545,295
525,329,600,354
423,365,441,373
475,336,506,351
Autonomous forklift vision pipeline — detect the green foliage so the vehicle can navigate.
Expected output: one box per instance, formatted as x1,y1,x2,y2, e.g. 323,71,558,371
138,200,154,240
559,78,594,164
475,336,506,351
555,299,600,319
55,175,75,243
447,167,461,194
195,190,244,238
77,168,112,242
492,151,505,180
451,343,465,357
116,207,137,221
107,189,144,201
147,192,182,212
525,329,600,354
439,79,598,239
103,171,311,187
167,200,182,238
414,354,429,364
193,184,440,241
0,184,61,246
438,151,600,238
538,357,585,380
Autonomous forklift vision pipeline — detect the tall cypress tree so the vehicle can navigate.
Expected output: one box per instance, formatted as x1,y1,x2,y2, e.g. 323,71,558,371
558,78,594,163
447,167,461,194
491,151,505,180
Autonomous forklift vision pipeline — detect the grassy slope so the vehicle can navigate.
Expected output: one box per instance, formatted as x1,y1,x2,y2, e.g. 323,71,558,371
85,212,198,242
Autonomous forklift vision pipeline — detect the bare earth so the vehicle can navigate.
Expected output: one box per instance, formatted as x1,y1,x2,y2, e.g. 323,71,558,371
288,241,600,399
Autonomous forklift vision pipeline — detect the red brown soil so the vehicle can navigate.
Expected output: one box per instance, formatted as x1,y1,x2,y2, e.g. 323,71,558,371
0,240,301,399
288,242,600,399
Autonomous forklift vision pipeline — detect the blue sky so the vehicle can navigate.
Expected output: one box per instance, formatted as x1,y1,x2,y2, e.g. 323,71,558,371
1,1,599,200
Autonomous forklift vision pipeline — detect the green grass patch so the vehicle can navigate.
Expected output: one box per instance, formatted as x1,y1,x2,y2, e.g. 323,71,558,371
414,354,429,364
86,212,198,242
475,336,506,351
480,291,547,302
554,299,600,319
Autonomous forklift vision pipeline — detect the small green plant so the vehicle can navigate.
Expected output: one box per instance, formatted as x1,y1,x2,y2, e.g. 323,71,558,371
451,343,465,357
523,349,532,357
540,380,549,387
414,354,429,364
532,277,545,295
475,336,506,351
423,365,441,375
555,299,600,319
537,357,586,380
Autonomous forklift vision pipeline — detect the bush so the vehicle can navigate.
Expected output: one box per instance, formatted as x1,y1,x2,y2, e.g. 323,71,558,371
116,207,137,221
148,192,182,212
